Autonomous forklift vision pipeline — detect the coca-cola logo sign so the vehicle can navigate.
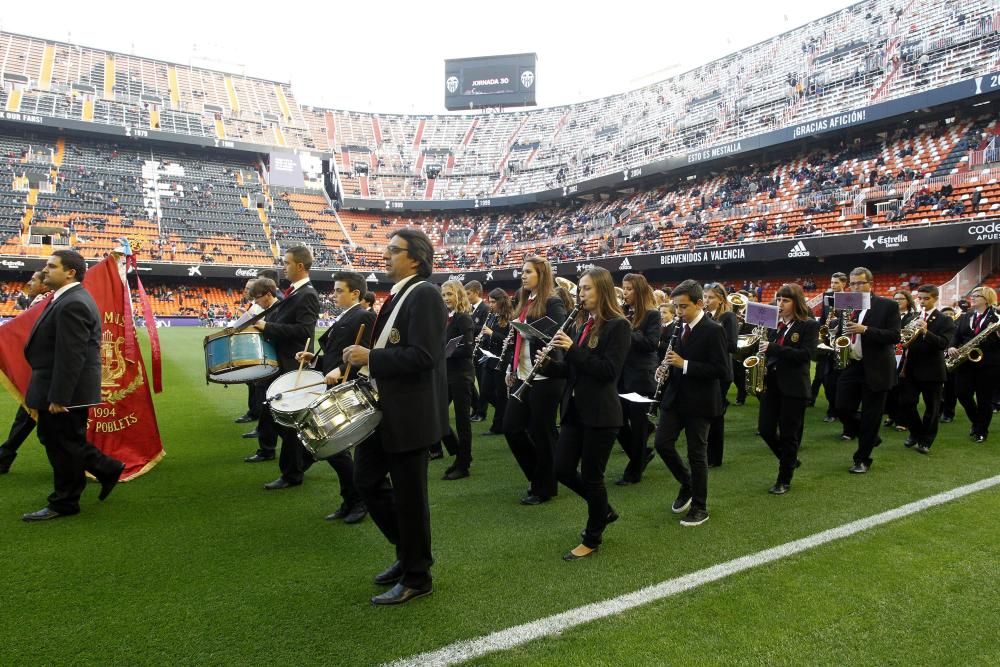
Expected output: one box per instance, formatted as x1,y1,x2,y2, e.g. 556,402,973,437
235,268,259,278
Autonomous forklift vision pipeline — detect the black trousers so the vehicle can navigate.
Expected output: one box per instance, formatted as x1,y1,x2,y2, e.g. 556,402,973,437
706,381,731,466
253,382,276,456
246,383,261,419
884,375,903,422
942,371,957,419
555,405,618,548
956,365,997,438
810,353,829,403
654,408,711,511
823,361,841,417
897,377,944,447
503,377,564,498
484,368,508,433
733,359,748,403
441,374,474,470
758,374,807,484
474,362,490,418
836,362,888,466
616,397,652,482
36,409,121,514
0,406,37,469
354,431,432,588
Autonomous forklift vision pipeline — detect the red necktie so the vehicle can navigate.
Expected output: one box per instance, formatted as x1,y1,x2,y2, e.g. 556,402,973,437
577,317,594,345
282,286,294,297
510,301,533,371
776,321,787,345
974,312,984,334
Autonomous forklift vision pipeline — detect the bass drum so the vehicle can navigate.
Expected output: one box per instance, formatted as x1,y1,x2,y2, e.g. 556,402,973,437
298,378,382,460
204,329,280,384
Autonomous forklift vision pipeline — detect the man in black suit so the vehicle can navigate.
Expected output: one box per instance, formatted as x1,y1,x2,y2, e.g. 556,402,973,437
652,280,730,527
898,285,955,454
343,228,448,605
237,268,280,438
465,280,490,421
249,246,320,488
836,267,902,474
294,270,375,523
21,251,125,521
0,271,50,474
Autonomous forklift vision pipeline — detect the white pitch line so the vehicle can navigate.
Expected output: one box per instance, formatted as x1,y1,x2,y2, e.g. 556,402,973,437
387,474,1000,667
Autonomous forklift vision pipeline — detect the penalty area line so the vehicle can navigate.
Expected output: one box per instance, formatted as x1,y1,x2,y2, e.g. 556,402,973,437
387,473,1000,667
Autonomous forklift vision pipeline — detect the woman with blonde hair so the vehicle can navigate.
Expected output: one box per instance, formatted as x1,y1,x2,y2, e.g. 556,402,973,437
947,285,1000,443
435,279,475,479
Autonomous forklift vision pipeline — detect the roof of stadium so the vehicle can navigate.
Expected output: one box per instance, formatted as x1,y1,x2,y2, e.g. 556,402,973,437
0,0,855,113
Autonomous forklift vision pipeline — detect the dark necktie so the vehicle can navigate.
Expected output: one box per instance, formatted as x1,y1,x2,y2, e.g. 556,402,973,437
776,321,787,345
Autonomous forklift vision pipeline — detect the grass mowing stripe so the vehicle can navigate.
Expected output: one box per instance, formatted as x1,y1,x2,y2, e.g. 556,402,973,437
389,473,1000,667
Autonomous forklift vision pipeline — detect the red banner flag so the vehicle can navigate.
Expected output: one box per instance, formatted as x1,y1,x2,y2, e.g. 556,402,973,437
0,295,52,409
82,255,165,480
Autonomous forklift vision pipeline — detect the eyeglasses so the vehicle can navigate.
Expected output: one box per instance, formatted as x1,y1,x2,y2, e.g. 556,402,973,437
848,280,869,288
386,245,408,255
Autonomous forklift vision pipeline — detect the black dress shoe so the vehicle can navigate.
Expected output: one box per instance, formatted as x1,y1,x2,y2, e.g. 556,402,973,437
22,508,64,522
234,413,256,424
606,508,619,525
940,415,954,423
343,504,368,524
768,482,790,495
373,560,404,586
242,430,260,439
469,414,484,423
974,434,987,443
883,418,894,428
442,468,470,480
615,477,636,486
244,453,274,463
734,400,745,406
823,415,836,423
98,460,126,501
849,462,869,474
325,504,349,521
484,428,502,436
263,478,300,490
428,450,444,461
371,582,432,605
915,444,931,454
0,464,11,475
519,494,550,506
904,438,917,448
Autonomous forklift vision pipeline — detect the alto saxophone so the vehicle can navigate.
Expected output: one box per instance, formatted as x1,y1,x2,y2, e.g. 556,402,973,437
833,309,852,369
741,324,768,398
947,308,1000,371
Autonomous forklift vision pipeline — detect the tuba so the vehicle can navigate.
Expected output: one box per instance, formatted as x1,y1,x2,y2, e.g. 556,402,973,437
741,325,767,397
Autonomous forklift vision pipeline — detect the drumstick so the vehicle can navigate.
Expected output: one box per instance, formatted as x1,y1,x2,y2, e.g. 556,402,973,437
294,338,312,388
340,324,366,384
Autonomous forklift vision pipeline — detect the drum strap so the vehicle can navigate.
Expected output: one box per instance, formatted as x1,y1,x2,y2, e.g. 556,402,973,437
360,278,422,384
231,298,283,333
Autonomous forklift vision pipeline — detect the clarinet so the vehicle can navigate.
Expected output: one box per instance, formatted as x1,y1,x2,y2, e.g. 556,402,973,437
648,324,682,416
494,325,516,372
472,313,496,362
511,306,581,402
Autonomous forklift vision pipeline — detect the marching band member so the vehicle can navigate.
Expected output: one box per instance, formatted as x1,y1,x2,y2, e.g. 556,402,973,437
438,280,476,479
756,284,818,495
481,288,513,436
947,286,1000,444
731,291,753,407
836,267,901,474
615,273,660,486
657,302,676,363
897,285,955,454
342,229,448,605
652,280,730,527
939,306,958,423
292,271,374,523
465,280,490,423
817,272,848,423
504,256,567,505
703,283,738,467
884,289,918,431
251,246,321,488
541,268,630,560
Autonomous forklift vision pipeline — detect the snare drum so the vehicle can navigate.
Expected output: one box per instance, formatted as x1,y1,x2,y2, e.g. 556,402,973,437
298,379,382,460
266,370,327,428
204,329,280,384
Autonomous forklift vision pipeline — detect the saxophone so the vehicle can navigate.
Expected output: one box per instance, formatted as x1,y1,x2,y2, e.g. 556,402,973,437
741,324,767,397
946,309,1000,371
833,309,852,369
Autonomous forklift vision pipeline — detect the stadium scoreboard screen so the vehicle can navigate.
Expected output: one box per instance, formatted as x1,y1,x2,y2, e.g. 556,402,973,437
444,53,537,110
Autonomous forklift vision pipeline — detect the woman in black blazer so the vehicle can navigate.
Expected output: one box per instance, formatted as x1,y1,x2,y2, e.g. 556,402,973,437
481,288,513,436
884,289,917,430
504,256,568,505
615,273,661,485
543,267,630,560
757,283,819,495
704,283,738,467
437,279,476,479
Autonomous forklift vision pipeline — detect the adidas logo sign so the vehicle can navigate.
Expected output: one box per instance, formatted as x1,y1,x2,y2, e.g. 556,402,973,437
787,241,810,258
619,257,633,270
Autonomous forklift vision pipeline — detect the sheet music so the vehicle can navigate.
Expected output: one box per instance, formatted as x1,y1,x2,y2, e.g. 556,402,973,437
619,392,656,403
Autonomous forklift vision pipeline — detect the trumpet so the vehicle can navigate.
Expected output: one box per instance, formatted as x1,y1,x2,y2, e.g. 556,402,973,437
649,323,682,416
511,306,581,402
